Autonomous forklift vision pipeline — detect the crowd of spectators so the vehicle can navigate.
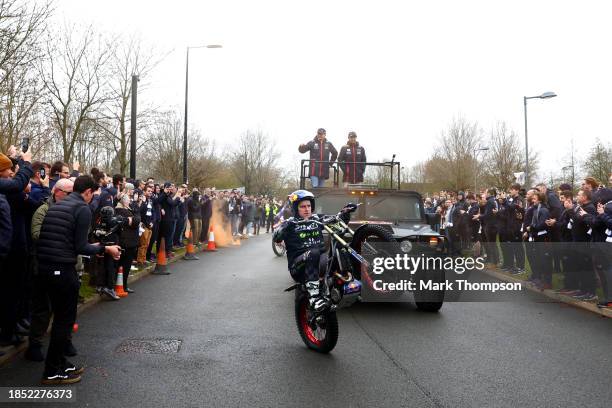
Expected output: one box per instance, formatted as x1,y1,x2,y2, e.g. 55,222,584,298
0,144,292,372
424,173,612,308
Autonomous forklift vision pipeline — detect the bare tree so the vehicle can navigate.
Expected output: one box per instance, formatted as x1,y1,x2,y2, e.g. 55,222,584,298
38,24,112,162
481,121,538,189
582,138,612,184
0,0,51,87
0,63,42,151
420,116,482,191
140,110,222,186
230,129,281,194
95,34,164,174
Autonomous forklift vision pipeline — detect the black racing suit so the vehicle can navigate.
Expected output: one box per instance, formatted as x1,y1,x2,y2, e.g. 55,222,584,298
273,215,327,284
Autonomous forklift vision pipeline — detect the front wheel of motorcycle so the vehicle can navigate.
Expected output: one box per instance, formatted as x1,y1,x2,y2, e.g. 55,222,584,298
272,239,286,257
295,294,338,353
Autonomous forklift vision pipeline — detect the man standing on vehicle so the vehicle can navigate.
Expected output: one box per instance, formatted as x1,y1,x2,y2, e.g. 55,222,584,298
338,131,367,187
298,128,338,188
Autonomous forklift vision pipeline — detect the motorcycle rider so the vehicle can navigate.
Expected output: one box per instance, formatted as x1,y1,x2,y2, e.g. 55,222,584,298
273,190,330,312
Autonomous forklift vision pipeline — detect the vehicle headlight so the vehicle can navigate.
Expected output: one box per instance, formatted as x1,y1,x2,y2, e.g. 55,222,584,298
400,240,412,253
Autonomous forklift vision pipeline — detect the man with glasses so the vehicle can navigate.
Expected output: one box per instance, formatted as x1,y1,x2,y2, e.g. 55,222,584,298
298,128,338,188
26,178,75,362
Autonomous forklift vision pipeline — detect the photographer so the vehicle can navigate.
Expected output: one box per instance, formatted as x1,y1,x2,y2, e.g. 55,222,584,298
114,192,140,293
157,182,180,258
37,175,121,385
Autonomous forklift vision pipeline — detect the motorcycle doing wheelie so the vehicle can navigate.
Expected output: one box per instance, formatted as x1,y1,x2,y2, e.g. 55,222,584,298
284,203,394,353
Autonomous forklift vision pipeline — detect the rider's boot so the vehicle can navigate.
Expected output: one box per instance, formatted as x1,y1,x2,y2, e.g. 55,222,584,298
305,281,330,313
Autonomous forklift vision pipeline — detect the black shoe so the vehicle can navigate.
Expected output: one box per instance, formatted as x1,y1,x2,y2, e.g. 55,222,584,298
63,361,84,375
64,341,77,357
41,372,81,385
0,334,25,347
15,322,29,336
18,318,31,330
125,288,135,294
24,345,45,362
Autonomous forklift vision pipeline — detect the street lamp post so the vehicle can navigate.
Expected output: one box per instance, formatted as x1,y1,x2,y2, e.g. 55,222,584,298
183,44,222,184
473,146,489,195
523,91,557,187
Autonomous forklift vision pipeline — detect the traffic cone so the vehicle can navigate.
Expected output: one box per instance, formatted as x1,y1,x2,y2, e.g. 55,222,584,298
184,230,199,260
115,267,128,297
153,237,170,274
206,225,218,252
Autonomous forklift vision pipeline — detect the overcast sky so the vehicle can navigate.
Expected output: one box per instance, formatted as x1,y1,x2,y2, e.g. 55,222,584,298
55,0,611,180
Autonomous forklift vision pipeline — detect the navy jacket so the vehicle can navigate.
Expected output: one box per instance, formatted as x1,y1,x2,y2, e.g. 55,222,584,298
0,194,12,257
0,159,33,194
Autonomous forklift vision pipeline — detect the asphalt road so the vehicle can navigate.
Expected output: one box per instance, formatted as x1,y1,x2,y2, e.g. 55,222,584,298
0,235,611,408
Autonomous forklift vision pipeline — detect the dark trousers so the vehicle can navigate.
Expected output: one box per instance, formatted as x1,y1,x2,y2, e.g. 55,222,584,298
40,264,79,375
483,226,499,264
524,240,537,279
503,232,525,269
265,217,274,233
592,245,612,302
575,249,596,293
118,247,137,289
158,220,176,253
28,273,51,347
0,251,27,340
201,217,211,242
532,237,552,285
173,217,186,246
254,218,261,235
561,246,579,290
289,248,328,283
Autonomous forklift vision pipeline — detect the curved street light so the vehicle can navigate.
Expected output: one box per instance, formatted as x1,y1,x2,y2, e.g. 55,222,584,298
523,91,557,186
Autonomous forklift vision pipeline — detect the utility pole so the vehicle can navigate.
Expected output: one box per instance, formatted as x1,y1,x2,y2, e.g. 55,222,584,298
129,74,139,179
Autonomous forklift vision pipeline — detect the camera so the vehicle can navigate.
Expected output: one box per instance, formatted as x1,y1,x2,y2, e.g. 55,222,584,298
93,206,127,244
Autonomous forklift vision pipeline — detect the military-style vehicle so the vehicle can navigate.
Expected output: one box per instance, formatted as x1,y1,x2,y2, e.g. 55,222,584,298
300,159,447,311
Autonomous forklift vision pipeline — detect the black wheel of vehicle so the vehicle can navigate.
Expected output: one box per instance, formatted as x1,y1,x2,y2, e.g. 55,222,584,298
350,225,398,296
272,239,286,257
294,292,338,353
413,267,445,312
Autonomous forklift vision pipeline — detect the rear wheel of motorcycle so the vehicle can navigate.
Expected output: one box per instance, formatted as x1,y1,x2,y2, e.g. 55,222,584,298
350,225,399,298
295,295,338,353
272,239,286,257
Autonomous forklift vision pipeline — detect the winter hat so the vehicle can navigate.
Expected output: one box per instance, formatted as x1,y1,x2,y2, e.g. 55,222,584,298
0,153,12,172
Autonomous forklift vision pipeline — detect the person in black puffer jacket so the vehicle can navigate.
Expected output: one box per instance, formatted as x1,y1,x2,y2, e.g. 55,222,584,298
114,193,141,293
187,190,202,246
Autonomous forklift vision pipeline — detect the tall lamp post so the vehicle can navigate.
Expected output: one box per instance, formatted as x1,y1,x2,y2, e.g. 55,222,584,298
183,44,222,184
473,146,489,195
523,91,557,187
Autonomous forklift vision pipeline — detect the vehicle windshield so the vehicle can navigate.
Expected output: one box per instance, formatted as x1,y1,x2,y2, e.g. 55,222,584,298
315,194,422,221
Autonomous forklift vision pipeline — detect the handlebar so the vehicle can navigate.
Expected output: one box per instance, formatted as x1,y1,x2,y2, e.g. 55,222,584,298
287,202,361,226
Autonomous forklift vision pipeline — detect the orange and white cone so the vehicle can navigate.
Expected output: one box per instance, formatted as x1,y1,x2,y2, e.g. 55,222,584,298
153,237,170,274
184,230,199,260
115,267,128,297
206,226,218,252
